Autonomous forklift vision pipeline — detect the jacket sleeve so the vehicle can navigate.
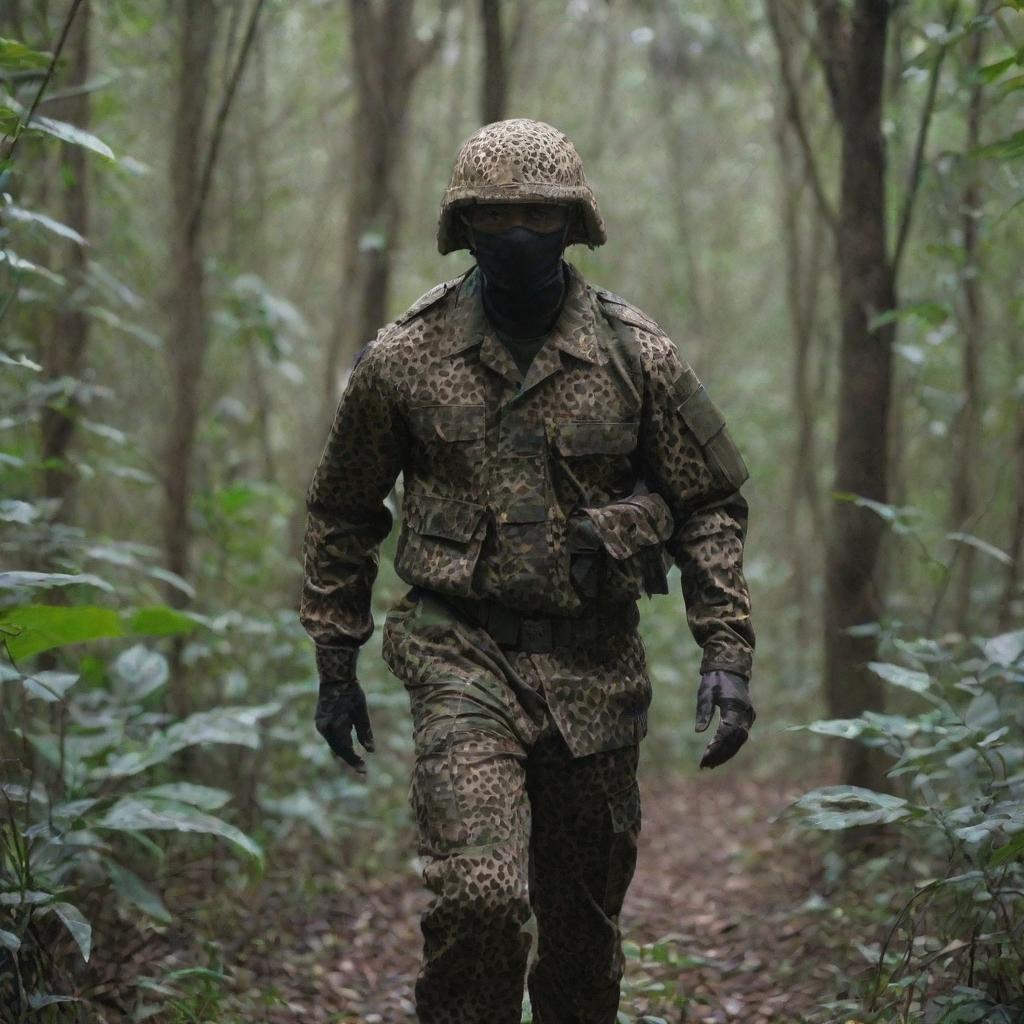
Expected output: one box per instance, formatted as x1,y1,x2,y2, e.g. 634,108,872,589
300,339,407,666
637,336,755,679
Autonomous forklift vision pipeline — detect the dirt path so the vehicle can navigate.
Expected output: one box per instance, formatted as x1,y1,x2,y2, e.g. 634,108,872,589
203,772,852,1023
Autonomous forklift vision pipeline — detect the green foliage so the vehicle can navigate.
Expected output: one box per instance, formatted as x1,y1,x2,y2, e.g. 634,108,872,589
790,626,1024,1021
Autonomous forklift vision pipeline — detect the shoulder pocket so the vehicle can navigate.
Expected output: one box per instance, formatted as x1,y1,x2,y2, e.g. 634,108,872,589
674,380,749,492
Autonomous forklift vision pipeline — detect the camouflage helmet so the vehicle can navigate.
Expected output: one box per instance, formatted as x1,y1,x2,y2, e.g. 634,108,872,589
437,118,607,255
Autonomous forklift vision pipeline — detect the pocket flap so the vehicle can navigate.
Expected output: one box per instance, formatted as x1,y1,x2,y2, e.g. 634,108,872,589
409,404,486,442
606,778,641,834
552,420,639,456
677,386,725,447
582,492,674,560
404,492,486,542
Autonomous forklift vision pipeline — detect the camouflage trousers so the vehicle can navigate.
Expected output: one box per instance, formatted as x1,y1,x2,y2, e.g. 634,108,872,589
381,589,643,1024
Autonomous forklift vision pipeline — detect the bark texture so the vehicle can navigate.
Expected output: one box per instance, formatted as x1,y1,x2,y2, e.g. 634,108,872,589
818,0,897,792
40,2,90,521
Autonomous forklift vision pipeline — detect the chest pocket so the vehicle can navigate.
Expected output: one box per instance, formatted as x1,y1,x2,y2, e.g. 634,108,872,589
408,404,486,480
550,420,639,457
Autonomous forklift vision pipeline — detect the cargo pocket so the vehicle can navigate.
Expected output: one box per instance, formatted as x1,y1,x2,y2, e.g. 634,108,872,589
395,491,488,597
603,776,641,918
580,492,674,600
411,750,465,856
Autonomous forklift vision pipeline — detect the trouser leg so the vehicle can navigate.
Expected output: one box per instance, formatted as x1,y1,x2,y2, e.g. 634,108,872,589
411,734,533,1024
526,739,642,1024
383,594,541,1024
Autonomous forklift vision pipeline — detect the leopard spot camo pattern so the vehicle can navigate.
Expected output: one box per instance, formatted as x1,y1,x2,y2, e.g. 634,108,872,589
300,245,756,1021
438,118,607,254
381,593,642,1024
301,261,755,708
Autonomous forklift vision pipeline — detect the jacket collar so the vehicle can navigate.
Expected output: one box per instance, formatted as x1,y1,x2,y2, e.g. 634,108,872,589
440,263,609,369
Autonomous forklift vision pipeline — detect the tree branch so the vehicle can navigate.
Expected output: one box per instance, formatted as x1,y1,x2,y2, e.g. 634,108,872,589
766,0,839,233
892,0,960,277
1,0,85,164
187,0,267,243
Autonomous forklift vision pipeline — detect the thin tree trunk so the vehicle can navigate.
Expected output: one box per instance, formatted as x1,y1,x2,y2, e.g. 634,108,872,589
950,23,985,634
39,1,90,521
321,0,446,420
773,75,828,663
820,0,896,793
480,0,506,123
164,0,217,718
999,335,1024,629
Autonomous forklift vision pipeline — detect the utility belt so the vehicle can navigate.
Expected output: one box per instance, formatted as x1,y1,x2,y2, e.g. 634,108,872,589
407,585,640,655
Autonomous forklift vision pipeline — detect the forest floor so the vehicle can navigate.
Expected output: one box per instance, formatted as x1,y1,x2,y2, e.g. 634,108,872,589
136,771,866,1024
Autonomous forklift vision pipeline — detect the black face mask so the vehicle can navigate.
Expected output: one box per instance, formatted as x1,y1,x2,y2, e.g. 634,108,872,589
470,224,568,340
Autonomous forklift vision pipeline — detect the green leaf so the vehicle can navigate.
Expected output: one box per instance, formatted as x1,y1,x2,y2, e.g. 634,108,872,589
138,783,230,811
0,571,114,592
27,995,80,1010
127,605,199,637
3,205,88,245
831,493,923,535
0,500,39,523
989,832,1024,867
0,890,54,906
977,55,1017,83
0,604,123,660
789,718,866,739
868,661,932,694
947,531,1012,566
97,797,263,863
794,785,911,831
0,352,41,371
112,643,168,700
20,670,78,702
0,105,18,134
103,860,171,924
50,901,91,961
869,302,950,330
0,928,20,951
215,484,259,517
0,37,51,70
0,249,65,285
982,629,1024,667
26,114,115,160
973,128,1024,160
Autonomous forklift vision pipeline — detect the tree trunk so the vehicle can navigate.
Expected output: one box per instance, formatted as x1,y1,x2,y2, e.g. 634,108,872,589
39,2,90,522
950,24,985,635
164,0,217,718
773,83,828,665
480,0,507,124
820,0,896,793
999,336,1024,629
321,0,445,420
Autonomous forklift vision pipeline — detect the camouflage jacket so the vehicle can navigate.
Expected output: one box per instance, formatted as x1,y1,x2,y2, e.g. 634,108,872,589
301,263,755,690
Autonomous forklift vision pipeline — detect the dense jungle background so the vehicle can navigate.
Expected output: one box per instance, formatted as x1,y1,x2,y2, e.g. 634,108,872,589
2,0,1023,1021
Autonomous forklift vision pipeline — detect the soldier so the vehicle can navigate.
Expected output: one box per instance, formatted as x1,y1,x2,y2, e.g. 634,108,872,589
301,118,756,1024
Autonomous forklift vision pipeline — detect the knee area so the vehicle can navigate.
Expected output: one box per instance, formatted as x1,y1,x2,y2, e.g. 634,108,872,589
425,853,531,925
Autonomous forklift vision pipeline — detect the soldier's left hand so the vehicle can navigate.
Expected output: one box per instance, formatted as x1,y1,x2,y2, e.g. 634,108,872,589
694,670,755,769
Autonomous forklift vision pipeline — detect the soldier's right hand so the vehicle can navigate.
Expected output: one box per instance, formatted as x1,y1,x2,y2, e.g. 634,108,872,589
313,645,375,773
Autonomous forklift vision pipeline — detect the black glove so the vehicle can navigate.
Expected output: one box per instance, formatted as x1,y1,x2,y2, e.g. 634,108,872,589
694,670,755,769
314,645,375,774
